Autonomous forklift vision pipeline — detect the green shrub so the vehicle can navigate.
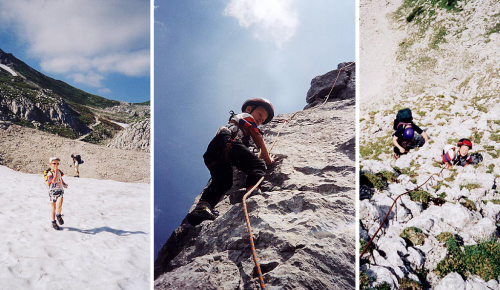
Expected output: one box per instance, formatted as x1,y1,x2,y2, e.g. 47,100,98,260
360,171,398,191
42,123,78,139
376,282,392,290
436,237,500,282
360,271,372,290
399,278,422,290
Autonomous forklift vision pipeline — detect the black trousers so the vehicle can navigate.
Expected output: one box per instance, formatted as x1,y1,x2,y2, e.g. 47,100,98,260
199,133,266,208
394,134,425,156
454,152,483,166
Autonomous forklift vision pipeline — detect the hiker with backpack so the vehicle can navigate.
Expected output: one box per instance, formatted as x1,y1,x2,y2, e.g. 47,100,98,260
392,108,430,159
70,154,83,177
45,157,68,230
187,98,275,225
440,138,483,169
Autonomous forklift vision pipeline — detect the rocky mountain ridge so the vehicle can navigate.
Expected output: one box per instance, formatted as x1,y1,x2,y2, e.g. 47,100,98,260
0,48,150,151
154,65,356,289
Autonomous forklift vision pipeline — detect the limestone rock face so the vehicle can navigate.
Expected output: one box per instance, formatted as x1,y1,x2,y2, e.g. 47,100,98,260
106,101,150,118
107,119,150,152
304,62,355,109
155,67,356,289
0,90,89,134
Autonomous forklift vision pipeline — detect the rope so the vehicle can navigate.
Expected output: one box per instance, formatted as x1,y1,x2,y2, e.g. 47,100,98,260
242,177,266,289
241,112,298,289
359,166,446,259
322,62,355,105
240,62,353,288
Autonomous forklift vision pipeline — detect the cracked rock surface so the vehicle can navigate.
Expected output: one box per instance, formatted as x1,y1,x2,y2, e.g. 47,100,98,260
155,66,356,289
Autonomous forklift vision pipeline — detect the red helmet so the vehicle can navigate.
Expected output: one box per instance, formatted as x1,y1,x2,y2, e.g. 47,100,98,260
457,138,472,149
241,98,274,124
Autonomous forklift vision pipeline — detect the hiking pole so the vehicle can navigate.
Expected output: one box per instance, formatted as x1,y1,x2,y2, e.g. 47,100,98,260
360,166,446,259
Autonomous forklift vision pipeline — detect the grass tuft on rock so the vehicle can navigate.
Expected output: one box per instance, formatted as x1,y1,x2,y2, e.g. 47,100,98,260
460,198,477,211
401,227,427,246
459,183,481,191
409,189,431,206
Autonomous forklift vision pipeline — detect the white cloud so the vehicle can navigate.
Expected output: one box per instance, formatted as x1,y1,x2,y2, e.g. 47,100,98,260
98,88,112,94
0,0,150,87
223,0,299,49
68,72,104,88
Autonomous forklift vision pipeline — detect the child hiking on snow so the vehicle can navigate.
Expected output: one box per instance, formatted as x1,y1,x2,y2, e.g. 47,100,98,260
45,157,68,230
187,98,275,225
392,108,430,159
440,138,483,169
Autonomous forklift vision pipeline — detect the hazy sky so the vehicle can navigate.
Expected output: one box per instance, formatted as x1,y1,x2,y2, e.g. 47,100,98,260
154,0,355,258
0,0,150,103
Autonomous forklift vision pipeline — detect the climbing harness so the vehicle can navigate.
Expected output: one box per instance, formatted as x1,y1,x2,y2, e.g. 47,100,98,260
360,166,446,259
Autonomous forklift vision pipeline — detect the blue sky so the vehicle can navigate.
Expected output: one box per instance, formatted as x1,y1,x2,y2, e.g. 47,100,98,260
155,0,355,258
0,0,150,103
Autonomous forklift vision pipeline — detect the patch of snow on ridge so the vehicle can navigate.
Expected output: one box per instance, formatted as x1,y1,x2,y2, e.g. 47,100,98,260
0,64,18,76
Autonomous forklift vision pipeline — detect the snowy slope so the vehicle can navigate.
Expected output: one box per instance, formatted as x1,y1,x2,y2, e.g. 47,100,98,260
0,165,150,290
0,64,18,76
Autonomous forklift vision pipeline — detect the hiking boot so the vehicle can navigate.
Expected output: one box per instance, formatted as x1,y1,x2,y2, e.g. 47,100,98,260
187,201,219,225
56,214,64,225
194,201,219,219
52,221,60,230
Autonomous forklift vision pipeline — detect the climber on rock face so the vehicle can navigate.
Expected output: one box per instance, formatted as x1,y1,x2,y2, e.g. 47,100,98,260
392,108,429,159
186,98,276,225
440,138,483,168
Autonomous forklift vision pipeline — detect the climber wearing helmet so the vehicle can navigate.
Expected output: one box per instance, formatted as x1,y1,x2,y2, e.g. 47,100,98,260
438,139,483,169
187,98,276,225
392,122,429,159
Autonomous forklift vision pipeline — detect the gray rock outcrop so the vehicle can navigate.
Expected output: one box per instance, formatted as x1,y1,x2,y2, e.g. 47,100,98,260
155,65,356,289
304,62,355,110
107,119,150,152
0,89,89,135
106,102,150,118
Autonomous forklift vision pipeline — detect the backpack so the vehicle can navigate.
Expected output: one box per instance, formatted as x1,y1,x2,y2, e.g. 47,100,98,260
44,169,64,187
43,168,51,187
75,154,84,164
393,108,413,130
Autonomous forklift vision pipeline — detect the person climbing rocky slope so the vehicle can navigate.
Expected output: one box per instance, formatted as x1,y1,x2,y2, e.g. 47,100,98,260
360,94,500,289
359,1,500,288
155,63,356,289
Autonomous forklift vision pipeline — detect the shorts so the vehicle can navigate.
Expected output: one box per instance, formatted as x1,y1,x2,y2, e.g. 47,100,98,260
49,189,64,203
